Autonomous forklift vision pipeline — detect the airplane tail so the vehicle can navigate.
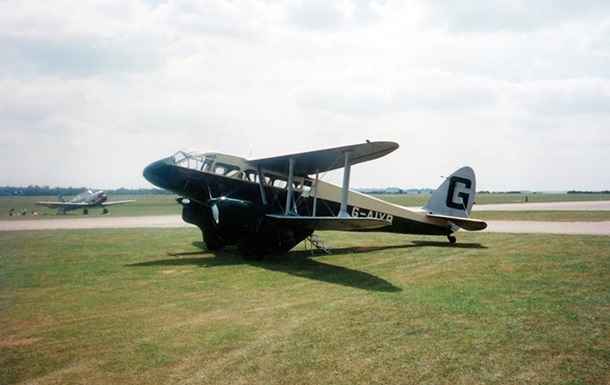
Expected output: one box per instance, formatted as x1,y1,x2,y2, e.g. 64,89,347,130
423,166,477,219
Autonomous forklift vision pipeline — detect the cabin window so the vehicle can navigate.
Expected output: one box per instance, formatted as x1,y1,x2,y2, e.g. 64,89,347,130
201,158,214,172
213,163,240,177
300,180,314,196
240,170,259,182
271,178,288,188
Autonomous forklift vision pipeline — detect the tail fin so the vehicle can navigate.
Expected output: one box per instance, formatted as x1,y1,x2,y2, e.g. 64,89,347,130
423,166,477,218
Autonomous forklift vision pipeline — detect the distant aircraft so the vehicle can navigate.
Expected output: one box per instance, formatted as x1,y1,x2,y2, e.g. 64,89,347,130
35,190,135,215
143,141,487,259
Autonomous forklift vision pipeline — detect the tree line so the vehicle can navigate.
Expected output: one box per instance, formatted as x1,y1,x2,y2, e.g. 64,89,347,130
0,186,170,197
567,190,610,194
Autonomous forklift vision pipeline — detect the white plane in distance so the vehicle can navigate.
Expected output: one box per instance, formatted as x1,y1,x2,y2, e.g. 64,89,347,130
143,141,487,259
36,190,135,215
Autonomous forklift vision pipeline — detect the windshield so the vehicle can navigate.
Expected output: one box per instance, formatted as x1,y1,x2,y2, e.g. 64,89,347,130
171,150,215,172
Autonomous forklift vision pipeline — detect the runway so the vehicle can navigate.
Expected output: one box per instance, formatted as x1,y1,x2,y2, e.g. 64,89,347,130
0,215,192,231
472,200,610,211
2,201,610,236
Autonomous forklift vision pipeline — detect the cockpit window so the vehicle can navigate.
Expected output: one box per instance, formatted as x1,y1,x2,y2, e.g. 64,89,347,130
171,151,215,171
169,150,313,190
171,151,243,177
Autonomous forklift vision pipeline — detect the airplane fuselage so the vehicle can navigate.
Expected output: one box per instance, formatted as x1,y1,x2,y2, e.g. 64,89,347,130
143,149,461,257
35,190,134,215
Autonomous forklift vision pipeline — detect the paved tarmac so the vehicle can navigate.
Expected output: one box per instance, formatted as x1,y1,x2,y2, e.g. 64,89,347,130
0,215,191,231
482,220,610,235
473,200,610,211
1,202,609,235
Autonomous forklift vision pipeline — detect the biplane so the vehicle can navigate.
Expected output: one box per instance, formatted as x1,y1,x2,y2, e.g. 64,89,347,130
143,141,487,259
35,190,134,215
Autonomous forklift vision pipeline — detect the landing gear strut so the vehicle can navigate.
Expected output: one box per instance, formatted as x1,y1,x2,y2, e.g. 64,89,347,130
447,235,457,244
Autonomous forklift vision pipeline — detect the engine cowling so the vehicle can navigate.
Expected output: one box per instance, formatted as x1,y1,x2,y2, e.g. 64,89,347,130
208,197,259,233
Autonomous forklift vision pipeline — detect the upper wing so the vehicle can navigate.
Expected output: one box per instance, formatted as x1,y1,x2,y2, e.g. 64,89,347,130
266,214,392,231
427,213,488,231
250,141,399,176
101,200,135,206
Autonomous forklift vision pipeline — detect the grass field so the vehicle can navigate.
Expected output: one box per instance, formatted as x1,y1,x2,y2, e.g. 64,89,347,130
1,229,609,384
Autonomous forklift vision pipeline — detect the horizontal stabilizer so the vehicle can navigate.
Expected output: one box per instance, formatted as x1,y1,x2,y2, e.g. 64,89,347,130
266,215,392,231
427,214,488,231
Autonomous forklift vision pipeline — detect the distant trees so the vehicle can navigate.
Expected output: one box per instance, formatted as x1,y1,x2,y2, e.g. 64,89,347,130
2,185,607,197
567,190,610,194
0,186,170,196
356,187,436,195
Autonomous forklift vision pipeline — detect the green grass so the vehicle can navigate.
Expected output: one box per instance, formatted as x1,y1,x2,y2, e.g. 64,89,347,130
1,229,609,384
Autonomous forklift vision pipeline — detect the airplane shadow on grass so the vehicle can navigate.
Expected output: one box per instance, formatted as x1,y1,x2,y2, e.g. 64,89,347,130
125,240,486,293
126,242,404,292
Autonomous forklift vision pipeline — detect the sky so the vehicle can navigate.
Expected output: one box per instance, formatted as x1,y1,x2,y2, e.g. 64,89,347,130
1,0,609,192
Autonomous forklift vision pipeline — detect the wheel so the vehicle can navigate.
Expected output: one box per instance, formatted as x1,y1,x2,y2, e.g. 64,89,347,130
205,236,225,252
102,208,109,214
448,235,457,244
83,208,89,215
237,236,266,260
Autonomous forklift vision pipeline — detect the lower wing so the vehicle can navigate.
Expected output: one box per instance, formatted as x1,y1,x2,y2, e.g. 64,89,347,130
101,200,135,206
266,215,391,231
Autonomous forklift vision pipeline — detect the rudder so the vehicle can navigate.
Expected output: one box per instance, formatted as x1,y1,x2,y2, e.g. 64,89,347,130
423,167,477,218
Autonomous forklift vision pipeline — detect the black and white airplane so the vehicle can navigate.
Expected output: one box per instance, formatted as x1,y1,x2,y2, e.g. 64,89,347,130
35,190,134,215
143,141,486,258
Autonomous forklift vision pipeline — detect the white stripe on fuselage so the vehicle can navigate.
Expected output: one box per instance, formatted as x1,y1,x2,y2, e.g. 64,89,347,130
315,181,446,228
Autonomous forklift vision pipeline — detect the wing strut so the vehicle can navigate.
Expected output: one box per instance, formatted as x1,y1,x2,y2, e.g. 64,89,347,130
279,149,355,218
285,158,296,215
312,169,319,217
256,166,267,205
338,151,353,218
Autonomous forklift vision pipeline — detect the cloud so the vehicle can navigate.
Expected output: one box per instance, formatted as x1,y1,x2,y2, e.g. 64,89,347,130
422,0,610,33
0,0,609,190
0,36,163,78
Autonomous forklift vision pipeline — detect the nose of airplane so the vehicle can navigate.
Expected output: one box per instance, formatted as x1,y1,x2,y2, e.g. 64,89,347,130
143,158,177,190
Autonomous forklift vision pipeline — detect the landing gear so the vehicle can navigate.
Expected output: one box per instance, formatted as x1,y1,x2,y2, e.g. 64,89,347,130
447,235,457,244
237,230,313,260
102,208,109,214
204,233,226,252
83,208,89,215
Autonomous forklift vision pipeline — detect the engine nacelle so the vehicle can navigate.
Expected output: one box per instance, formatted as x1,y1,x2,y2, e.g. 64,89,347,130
208,197,260,232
